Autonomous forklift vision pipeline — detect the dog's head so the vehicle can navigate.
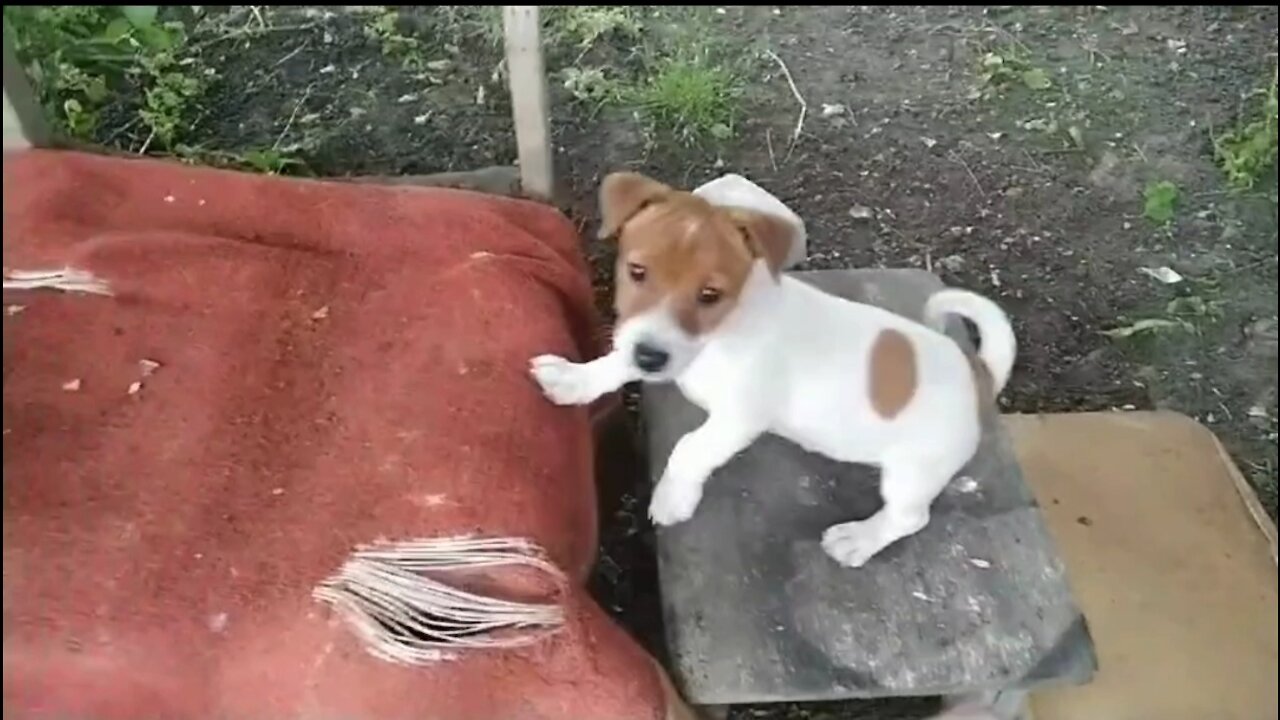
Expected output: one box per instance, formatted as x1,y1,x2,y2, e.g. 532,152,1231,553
598,171,794,381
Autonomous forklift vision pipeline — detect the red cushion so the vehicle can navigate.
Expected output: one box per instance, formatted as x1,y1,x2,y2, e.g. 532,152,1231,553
2,151,669,719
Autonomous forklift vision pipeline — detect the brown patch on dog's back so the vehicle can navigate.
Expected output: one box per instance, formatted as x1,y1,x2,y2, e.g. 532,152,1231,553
869,329,918,419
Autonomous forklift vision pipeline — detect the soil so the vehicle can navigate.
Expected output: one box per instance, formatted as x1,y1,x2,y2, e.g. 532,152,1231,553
76,6,1280,719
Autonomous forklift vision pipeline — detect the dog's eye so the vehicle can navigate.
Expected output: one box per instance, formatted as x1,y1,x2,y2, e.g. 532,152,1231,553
697,287,723,306
627,263,647,282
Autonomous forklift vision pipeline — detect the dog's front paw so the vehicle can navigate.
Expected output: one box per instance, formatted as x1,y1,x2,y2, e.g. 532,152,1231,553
648,476,705,526
821,521,885,569
529,354,594,406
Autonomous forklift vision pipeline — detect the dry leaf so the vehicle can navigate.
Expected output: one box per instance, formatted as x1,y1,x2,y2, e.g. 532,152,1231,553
1101,317,1186,339
1137,266,1183,284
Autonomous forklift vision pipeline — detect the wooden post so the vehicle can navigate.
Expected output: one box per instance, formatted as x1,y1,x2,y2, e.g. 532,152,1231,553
501,6,553,201
3,27,49,150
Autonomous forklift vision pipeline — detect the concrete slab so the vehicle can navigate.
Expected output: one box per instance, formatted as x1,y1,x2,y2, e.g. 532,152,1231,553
647,269,1093,706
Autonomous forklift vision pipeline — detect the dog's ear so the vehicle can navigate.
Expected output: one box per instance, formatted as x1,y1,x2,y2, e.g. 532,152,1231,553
598,172,671,240
728,208,794,278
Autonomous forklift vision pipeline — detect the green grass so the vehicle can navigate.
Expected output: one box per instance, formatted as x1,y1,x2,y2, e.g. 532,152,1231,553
541,6,745,147
632,55,740,144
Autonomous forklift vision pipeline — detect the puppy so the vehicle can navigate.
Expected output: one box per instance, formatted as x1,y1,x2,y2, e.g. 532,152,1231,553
531,172,1016,568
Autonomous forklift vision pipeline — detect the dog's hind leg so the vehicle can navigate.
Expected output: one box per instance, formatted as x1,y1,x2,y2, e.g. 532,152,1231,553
821,450,959,568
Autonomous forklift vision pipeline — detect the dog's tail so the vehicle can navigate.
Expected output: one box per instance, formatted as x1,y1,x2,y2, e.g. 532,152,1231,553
924,289,1017,396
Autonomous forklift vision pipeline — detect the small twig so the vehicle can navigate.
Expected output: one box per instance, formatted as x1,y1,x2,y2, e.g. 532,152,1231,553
764,49,807,162
1022,148,1047,172
1131,141,1148,163
102,115,141,144
1081,39,1112,68
765,128,778,173
1220,255,1278,277
983,19,1031,56
1192,188,1273,201
138,128,156,155
274,85,313,150
192,23,318,52
273,41,309,68
1218,401,1235,422
950,151,986,196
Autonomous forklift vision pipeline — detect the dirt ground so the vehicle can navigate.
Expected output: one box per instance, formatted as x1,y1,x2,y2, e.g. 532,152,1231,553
17,6,1276,719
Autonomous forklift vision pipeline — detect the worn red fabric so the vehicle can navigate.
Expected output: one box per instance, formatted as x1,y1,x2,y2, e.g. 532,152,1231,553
2,150,667,719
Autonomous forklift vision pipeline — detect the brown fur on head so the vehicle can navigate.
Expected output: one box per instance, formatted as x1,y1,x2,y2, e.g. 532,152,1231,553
598,171,793,337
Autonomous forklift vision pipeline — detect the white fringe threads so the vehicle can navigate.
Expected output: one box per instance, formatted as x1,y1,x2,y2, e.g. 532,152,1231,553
313,536,567,666
3,267,113,296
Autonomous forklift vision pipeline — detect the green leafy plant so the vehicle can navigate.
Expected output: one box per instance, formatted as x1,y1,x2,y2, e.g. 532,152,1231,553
561,66,624,105
364,10,428,72
547,6,640,52
1213,66,1279,190
241,148,305,175
1104,275,1224,341
1142,180,1180,224
4,5,203,149
135,50,202,148
977,50,1053,95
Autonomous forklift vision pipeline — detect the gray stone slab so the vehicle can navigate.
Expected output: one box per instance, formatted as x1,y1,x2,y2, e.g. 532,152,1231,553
645,269,1096,706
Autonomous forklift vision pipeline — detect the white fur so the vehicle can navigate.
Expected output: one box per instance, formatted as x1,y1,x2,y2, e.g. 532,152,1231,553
531,257,1016,568
692,174,807,269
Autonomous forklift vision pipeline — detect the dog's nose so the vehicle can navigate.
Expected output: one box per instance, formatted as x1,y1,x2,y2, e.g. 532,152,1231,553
633,342,670,373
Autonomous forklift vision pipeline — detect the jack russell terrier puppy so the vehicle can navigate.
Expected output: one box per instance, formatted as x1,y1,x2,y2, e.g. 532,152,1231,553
530,172,1016,568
